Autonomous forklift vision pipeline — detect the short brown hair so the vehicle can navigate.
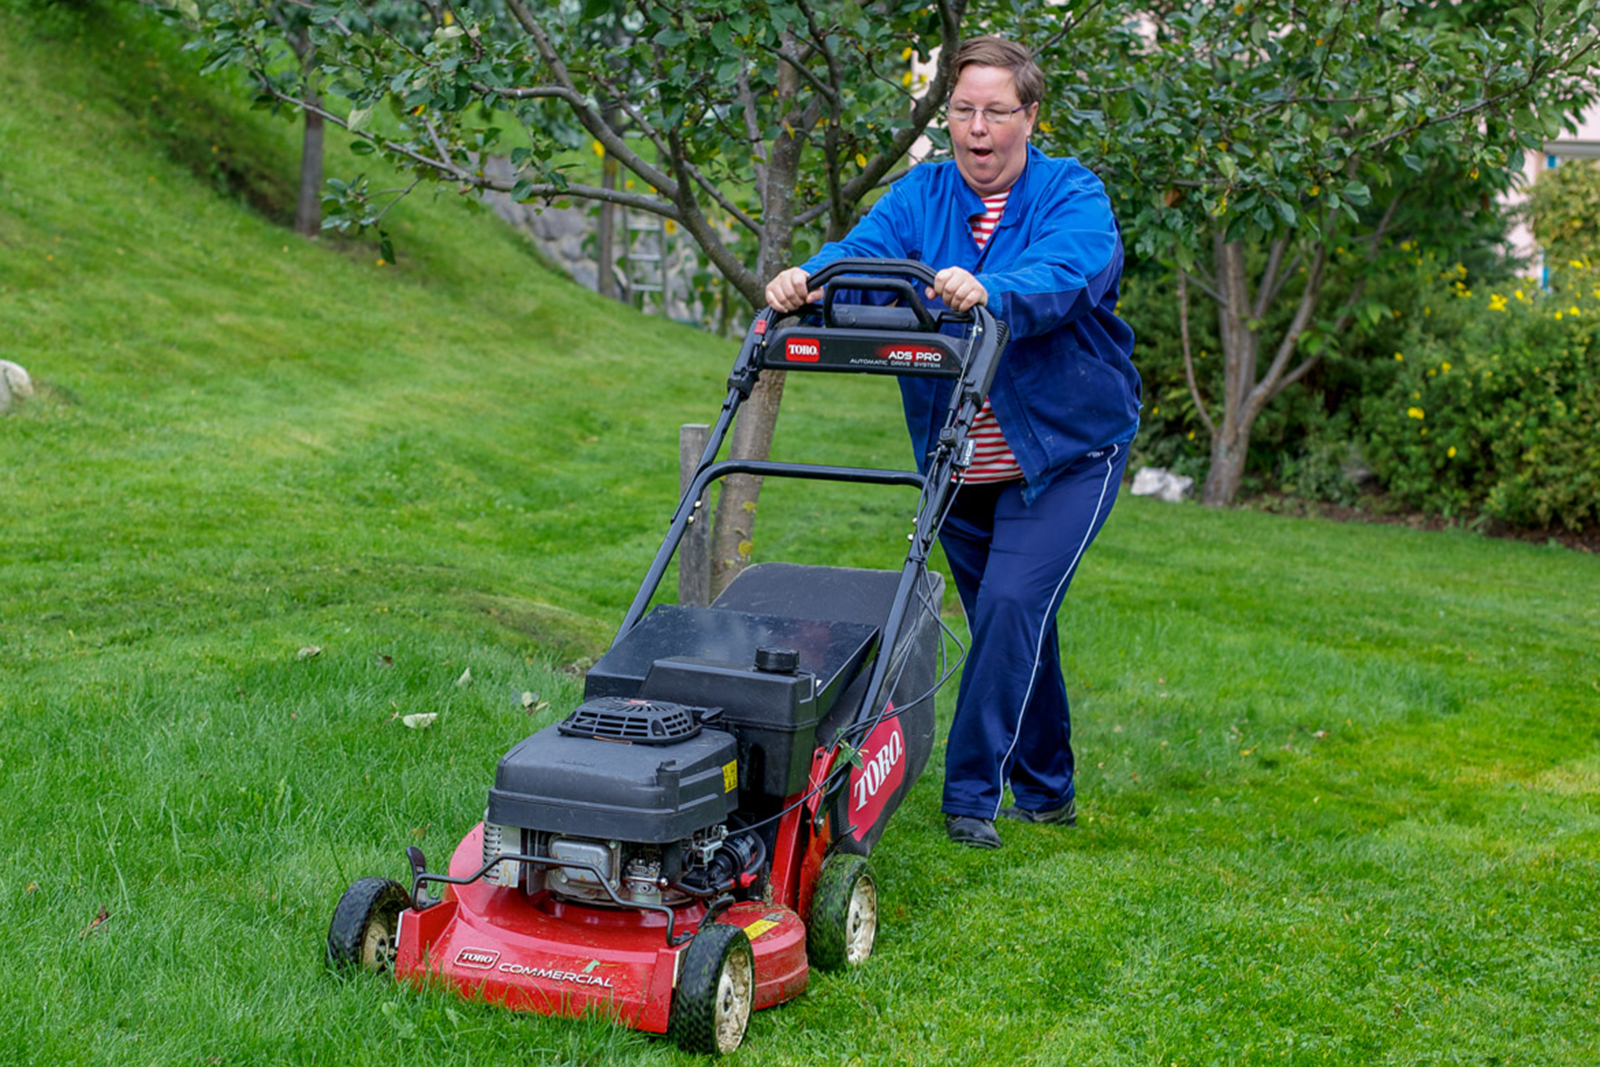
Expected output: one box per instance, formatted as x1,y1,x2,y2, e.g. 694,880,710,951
950,36,1045,108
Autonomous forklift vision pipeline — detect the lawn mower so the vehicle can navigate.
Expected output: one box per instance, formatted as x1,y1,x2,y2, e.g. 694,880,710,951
325,258,1008,1054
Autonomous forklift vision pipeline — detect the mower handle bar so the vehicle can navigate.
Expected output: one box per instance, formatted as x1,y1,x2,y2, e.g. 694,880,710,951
804,257,975,331
616,459,926,636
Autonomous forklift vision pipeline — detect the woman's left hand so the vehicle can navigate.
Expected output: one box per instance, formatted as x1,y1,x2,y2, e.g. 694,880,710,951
927,267,988,312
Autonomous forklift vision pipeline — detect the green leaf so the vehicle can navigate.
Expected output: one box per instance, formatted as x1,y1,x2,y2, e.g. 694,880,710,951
346,103,373,133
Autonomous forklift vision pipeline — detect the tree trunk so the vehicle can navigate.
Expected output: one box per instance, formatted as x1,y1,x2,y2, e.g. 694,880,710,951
596,158,618,300
596,100,621,301
294,89,324,238
1202,428,1250,505
1201,239,1258,506
708,61,805,597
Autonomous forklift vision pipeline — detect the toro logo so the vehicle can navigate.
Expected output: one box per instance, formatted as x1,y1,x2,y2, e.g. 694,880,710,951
454,948,500,970
848,714,906,841
785,337,821,363
875,343,945,366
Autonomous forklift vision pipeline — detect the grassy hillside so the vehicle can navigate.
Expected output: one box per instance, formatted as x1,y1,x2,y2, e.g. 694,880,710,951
2,6,1598,1066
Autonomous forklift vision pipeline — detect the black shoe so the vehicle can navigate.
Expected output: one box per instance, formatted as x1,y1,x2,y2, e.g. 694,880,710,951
945,815,1002,849
998,797,1076,825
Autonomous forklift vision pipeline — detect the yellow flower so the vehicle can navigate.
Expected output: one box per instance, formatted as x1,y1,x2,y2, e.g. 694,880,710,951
1441,361,1452,372
1488,293,1507,312
665,219,677,234
1394,352,1404,362
1516,289,1527,302
1455,263,1468,277
1447,446,1457,458
1400,240,1413,251
1309,184,1320,197
592,140,604,158
1469,167,1479,180
1555,311,1564,320
901,46,913,61
902,71,914,87
376,258,386,266
855,153,868,169
1570,259,1586,269
1571,306,1582,316
1407,407,1425,420
1152,406,1160,415
1428,369,1437,377
1187,430,1196,440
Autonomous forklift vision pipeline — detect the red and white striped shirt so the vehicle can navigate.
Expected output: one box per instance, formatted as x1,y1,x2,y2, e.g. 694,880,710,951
963,191,1022,484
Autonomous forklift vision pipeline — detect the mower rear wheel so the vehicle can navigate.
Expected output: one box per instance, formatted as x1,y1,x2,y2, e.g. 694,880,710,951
807,853,877,971
669,921,755,1055
326,877,409,974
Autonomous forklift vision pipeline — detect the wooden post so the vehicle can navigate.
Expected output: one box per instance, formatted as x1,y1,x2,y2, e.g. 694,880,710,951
678,423,712,608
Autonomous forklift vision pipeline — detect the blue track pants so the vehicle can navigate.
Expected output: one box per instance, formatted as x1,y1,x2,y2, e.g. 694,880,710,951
939,442,1129,820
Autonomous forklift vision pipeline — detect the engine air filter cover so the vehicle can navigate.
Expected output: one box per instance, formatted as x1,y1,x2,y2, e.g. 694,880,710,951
557,696,704,745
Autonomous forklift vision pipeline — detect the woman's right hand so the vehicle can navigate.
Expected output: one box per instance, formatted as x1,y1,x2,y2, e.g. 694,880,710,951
765,266,823,312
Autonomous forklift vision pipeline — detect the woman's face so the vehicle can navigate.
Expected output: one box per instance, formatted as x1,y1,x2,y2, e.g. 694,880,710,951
948,64,1038,196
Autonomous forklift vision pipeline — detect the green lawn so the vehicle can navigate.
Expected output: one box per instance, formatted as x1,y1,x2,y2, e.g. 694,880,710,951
2,7,1597,1065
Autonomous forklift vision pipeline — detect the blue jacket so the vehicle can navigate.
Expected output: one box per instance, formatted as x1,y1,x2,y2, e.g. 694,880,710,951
802,145,1140,504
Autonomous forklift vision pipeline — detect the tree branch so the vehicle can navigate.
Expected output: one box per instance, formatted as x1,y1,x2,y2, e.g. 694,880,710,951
1252,236,1288,320
252,76,680,218
665,125,761,304
735,66,770,210
1036,0,1104,54
1246,246,1326,421
831,0,966,207
1366,34,1600,154
501,0,680,198
1179,269,1216,435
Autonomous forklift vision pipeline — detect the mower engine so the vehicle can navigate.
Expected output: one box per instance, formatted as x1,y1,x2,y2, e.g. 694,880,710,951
481,696,764,909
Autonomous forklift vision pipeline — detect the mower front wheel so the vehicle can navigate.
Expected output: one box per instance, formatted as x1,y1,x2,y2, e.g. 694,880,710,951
669,921,755,1055
807,853,877,971
326,877,409,974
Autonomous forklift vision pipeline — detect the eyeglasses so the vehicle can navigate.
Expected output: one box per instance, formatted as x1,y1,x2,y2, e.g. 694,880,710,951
945,105,1028,125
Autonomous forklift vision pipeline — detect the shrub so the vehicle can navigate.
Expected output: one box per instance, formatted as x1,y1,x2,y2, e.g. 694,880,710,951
1361,268,1600,530
1526,160,1600,267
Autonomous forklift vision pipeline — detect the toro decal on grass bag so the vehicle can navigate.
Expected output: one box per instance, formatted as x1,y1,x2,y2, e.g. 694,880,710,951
849,715,906,841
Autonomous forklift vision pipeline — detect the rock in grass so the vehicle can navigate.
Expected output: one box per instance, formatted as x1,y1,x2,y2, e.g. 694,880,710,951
0,361,34,412
1131,466,1195,503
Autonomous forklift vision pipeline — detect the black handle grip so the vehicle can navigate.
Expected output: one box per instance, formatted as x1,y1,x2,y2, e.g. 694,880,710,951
822,275,935,331
806,257,936,288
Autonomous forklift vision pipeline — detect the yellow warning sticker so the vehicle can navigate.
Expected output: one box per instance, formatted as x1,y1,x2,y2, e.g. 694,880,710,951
742,919,779,940
722,761,738,793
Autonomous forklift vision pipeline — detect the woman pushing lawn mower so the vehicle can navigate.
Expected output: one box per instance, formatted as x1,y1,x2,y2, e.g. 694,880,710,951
324,35,1136,1059
767,35,1141,850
